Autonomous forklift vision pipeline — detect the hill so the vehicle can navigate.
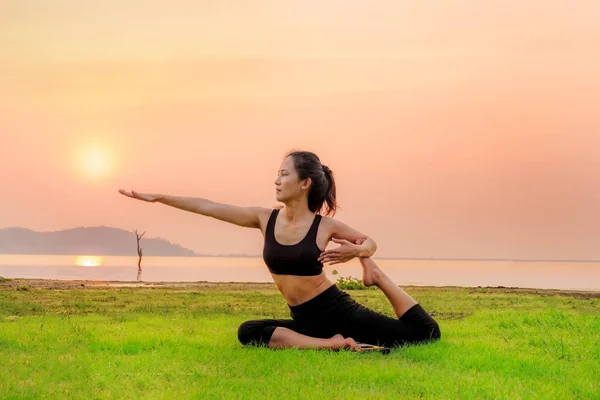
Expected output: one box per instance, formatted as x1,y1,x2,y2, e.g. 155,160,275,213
0,226,201,256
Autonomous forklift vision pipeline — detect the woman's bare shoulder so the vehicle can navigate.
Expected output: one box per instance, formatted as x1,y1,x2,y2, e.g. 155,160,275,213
254,206,278,232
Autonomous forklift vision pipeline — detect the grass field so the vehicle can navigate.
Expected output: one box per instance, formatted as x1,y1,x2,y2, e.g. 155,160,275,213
1,279,599,399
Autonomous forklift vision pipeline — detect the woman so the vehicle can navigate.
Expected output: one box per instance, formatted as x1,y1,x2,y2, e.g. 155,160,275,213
119,150,441,351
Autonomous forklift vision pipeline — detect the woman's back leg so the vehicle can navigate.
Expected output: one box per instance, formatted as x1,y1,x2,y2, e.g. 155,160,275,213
350,257,441,347
360,257,418,318
343,302,441,348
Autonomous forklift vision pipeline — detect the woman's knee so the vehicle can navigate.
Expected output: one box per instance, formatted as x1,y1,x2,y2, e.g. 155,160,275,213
413,317,441,344
425,321,441,342
393,317,441,346
237,320,261,345
237,320,276,346
387,323,440,347
403,305,442,343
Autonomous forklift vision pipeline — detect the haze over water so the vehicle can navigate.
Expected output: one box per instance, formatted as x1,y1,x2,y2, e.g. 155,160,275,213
1,255,599,291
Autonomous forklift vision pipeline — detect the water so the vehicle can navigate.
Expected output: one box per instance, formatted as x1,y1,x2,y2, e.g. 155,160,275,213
0,255,599,291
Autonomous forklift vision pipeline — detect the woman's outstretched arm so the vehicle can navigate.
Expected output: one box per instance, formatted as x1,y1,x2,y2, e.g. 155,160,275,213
118,190,270,229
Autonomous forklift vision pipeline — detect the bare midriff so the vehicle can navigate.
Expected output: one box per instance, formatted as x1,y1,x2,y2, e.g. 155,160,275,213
271,272,335,306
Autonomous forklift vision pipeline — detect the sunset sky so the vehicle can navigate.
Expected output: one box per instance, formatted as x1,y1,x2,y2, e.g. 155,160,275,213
1,1,599,259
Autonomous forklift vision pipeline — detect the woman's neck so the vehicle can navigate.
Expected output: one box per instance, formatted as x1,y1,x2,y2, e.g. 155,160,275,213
281,199,312,223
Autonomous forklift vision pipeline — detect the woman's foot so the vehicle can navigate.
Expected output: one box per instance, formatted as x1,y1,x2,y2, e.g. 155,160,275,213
328,334,361,351
352,239,382,287
361,261,383,287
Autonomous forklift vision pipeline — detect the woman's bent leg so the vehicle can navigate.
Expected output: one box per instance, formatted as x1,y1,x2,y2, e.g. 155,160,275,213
237,319,297,347
360,257,418,318
237,319,359,350
344,303,441,348
270,328,359,350
347,257,442,347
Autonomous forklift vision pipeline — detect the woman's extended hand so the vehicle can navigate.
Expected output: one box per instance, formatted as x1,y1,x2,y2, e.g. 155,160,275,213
118,190,161,203
318,238,366,266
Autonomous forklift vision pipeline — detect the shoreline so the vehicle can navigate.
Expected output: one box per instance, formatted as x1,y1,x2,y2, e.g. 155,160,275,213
2,278,599,298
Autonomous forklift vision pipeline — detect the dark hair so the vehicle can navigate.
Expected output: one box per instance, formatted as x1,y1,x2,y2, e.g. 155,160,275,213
286,150,337,217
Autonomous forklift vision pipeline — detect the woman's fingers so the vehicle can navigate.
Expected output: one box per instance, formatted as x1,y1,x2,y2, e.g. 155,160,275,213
119,189,151,202
345,338,360,351
320,249,338,257
319,255,339,263
321,256,348,265
320,252,356,263
318,251,337,262
119,189,137,198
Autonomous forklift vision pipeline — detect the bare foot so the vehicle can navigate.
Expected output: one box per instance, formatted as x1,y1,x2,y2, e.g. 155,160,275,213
361,262,382,287
328,334,360,351
352,239,382,287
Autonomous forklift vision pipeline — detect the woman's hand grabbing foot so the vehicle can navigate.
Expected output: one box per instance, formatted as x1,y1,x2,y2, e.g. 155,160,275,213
328,334,361,351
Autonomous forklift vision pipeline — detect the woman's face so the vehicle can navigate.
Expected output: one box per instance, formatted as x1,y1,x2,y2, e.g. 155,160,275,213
274,156,309,203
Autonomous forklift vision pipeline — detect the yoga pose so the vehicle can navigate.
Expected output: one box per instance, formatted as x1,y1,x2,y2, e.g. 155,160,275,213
119,150,441,351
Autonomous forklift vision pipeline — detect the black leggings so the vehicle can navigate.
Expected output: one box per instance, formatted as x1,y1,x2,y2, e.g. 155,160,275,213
238,284,441,348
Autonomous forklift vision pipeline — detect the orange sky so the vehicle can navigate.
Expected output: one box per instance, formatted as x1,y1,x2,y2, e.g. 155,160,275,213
1,1,599,259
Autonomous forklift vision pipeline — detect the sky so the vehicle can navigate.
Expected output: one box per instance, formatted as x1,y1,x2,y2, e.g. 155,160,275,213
1,0,599,259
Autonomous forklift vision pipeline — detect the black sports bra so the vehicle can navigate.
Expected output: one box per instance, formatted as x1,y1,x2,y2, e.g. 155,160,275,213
262,209,324,276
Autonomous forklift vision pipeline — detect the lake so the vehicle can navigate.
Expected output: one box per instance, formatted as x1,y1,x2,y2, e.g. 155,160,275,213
1,255,599,291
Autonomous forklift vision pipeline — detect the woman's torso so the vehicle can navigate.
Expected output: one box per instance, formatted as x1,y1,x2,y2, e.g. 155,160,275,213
260,208,335,306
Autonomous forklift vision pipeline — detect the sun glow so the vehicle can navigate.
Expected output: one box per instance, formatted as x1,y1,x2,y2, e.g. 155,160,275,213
75,256,104,267
72,141,115,179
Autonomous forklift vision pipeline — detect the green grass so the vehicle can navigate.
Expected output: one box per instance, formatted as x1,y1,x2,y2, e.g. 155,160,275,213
1,281,599,399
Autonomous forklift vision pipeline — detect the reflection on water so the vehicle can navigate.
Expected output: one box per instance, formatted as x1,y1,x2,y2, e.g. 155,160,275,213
0,255,599,291
74,256,104,267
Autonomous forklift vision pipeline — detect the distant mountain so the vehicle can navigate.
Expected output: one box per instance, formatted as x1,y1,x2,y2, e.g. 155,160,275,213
0,226,203,257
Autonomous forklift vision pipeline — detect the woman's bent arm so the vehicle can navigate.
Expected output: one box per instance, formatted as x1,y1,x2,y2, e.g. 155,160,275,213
329,219,377,257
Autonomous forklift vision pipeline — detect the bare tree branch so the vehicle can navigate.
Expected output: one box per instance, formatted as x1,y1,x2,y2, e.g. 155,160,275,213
133,229,145,281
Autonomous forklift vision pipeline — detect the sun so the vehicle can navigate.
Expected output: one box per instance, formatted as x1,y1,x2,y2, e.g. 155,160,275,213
75,256,104,267
72,142,115,179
